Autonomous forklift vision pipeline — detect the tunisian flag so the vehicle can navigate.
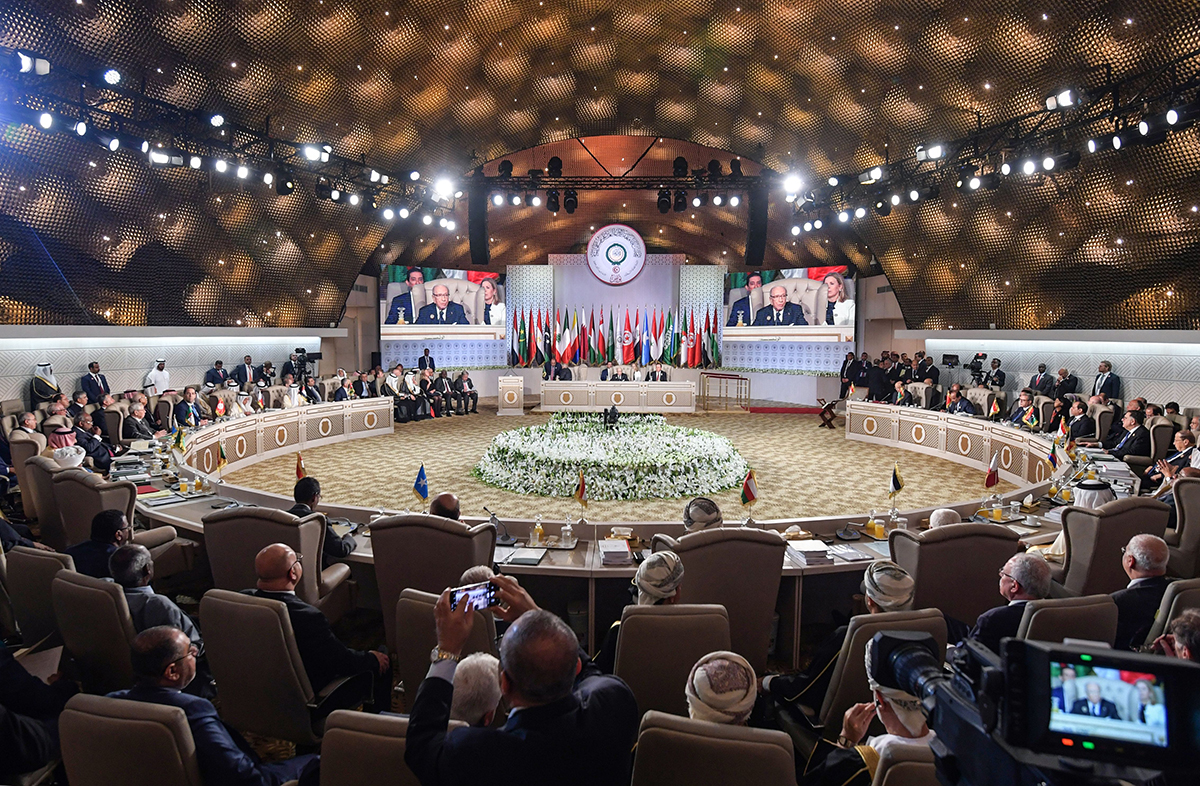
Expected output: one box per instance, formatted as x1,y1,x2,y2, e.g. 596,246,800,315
622,309,636,364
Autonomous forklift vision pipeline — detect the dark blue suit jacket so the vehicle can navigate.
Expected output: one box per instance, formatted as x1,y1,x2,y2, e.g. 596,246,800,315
385,292,414,324
948,399,976,416
232,364,256,386
405,654,639,786
917,362,939,385
1093,373,1121,399
727,295,753,326
969,601,1028,655
1070,697,1120,719
1111,426,1151,460
416,302,469,325
107,686,314,786
81,374,109,404
65,540,116,579
203,368,230,387
1111,575,1171,650
752,302,807,326
174,400,203,428
1029,372,1054,396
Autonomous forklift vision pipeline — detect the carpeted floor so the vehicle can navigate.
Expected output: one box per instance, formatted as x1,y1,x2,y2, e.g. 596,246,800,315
226,406,1015,521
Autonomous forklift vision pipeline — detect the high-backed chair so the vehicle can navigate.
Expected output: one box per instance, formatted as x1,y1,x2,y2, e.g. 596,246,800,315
201,507,355,623
630,710,796,786
889,524,1021,625
1089,403,1114,445
748,276,828,326
905,382,935,409
39,414,72,437
9,431,47,519
206,389,238,418
59,694,203,786
1016,595,1119,646
1125,417,1176,477
614,604,731,717
266,384,288,408
871,743,936,786
1033,395,1054,431
320,709,465,786
51,570,137,694
1053,498,1170,596
725,285,750,326
155,395,179,430
1142,578,1200,646
964,388,995,418
394,588,498,711
1167,476,1200,578
199,590,374,746
650,528,785,673
369,513,496,652
23,456,71,550
7,547,74,648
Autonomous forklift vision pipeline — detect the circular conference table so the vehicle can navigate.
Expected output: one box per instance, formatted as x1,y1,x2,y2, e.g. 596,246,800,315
136,398,1059,666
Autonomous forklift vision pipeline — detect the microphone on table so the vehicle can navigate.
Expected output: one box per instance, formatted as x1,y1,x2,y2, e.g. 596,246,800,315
484,506,517,546
835,521,862,541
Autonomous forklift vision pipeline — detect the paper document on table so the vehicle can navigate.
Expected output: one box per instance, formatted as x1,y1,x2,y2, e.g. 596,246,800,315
1007,524,1039,536
494,546,517,564
330,523,355,538
860,541,893,558
506,548,547,566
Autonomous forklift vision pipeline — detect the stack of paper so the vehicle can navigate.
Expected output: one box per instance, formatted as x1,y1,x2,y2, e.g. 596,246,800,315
599,539,633,566
787,540,833,566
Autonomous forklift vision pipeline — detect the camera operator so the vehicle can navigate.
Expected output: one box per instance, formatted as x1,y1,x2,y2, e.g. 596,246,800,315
1152,609,1200,663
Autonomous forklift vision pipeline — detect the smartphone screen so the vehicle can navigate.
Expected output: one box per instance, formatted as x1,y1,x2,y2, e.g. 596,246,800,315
450,581,497,612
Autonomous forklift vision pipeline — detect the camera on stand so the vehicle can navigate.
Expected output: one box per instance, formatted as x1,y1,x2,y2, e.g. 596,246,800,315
964,352,988,386
869,631,1200,786
293,347,323,380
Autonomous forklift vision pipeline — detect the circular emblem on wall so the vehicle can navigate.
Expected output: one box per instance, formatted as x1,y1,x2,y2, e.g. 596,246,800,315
863,416,878,435
504,390,518,404
235,435,247,458
275,426,288,446
958,434,971,455
586,224,646,285
318,418,332,437
912,424,926,444
364,411,378,429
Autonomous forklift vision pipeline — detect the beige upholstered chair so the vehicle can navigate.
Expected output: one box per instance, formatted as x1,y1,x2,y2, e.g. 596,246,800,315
413,278,484,323
369,513,496,652
199,589,374,745
9,431,47,519
266,384,288,408
1167,477,1200,578
39,414,73,437
1088,403,1115,445
1016,595,1119,646
889,524,1021,625
905,382,935,409
394,588,498,711
964,388,995,417
24,457,71,549
630,710,796,786
205,389,238,418
201,507,355,623
321,709,465,786
1052,498,1170,596
0,548,12,640
51,570,137,694
1125,416,1176,477
59,694,203,786
155,394,179,430
650,528,785,673
1142,578,1200,646
614,604,731,717
1033,395,1054,432
7,547,74,648
871,744,936,786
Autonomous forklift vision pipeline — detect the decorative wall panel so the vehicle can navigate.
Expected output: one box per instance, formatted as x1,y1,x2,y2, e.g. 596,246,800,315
721,340,855,374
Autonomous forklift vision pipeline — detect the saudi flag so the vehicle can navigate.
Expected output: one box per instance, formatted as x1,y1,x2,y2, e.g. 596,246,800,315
662,310,675,366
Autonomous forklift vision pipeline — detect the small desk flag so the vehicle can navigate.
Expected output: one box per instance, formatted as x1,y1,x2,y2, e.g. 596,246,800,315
413,464,429,503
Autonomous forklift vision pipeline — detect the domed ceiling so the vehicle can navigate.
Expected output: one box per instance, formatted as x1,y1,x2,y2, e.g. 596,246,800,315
0,0,1197,329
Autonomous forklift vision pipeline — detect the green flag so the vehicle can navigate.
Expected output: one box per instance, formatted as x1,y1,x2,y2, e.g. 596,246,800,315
662,310,674,367
707,308,721,368
607,308,616,361
516,308,528,368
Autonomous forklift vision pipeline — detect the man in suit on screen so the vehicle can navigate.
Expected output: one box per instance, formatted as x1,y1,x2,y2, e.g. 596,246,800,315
752,286,806,326
1070,682,1121,719
416,285,469,325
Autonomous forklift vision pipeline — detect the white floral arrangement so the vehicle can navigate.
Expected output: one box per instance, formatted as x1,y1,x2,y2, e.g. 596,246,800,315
474,412,749,500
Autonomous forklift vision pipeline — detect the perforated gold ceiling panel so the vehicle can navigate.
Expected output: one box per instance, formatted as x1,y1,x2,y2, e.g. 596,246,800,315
0,0,1197,328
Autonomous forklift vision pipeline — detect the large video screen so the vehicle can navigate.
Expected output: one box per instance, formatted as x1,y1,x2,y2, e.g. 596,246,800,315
380,266,507,329
1047,662,1168,748
724,265,855,332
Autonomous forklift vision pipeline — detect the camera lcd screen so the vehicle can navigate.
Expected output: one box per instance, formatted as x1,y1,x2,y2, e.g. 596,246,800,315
1047,661,1168,748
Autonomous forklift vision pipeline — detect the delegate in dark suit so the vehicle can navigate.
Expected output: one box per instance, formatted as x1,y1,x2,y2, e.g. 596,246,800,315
453,376,478,413
948,398,976,416
1052,374,1079,400
405,652,639,786
647,370,669,381
108,685,314,786
982,369,1006,388
1070,697,1121,719
1068,414,1096,441
385,292,415,324
81,373,110,405
726,295,754,326
1093,372,1121,399
839,357,862,398
204,367,230,387
286,502,355,568
1111,576,1171,650
333,386,352,402
72,426,113,471
416,302,469,325
0,643,79,781
232,363,256,387
1110,426,1151,461
968,601,1029,655
418,356,436,372
123,414,158,442
352,379,374,398
916,361,940,385
174,400,204,428
1029,371,1054,396
890,390,913,407
752,302,806,326
555,366,573,381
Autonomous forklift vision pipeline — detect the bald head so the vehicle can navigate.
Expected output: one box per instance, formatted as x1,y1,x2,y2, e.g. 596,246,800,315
254,543,301,590
131,626,192,687
499,609,580,706
1124,534,1169,578
430,492,461,521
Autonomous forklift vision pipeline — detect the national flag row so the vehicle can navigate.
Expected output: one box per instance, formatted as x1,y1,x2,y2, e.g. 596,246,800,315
509,306,723,368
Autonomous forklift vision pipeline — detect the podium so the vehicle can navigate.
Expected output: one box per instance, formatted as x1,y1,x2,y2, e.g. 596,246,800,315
498,376,525,416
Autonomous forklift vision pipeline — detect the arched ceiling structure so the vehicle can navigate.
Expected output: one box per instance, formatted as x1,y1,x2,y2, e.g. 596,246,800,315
0,0,1198,328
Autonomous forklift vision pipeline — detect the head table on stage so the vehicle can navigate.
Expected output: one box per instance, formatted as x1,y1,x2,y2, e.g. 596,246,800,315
540,380,696,412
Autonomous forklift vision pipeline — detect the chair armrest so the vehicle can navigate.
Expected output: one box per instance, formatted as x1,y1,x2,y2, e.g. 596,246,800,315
319,562,352,596
133,526,178,549
307,671,376,731
650,533,679,553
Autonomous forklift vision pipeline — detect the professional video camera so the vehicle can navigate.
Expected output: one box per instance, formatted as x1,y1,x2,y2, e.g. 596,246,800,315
870,631,1200,786
963,352,988,385
293,347,323,379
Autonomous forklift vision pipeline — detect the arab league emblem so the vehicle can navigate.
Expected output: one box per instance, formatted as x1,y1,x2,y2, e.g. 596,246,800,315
587,224,646,285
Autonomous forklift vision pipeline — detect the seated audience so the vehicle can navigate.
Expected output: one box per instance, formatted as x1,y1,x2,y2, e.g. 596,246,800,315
1108,409,1151,460
453,371,478,413
173,386,207,428
1111,534,1171,650
599,361,615,381
929,508,961,527
433,370,460,414
71,412,114,471
686,651,758,726
682,496,723,531
245,544,391,712
967,553,1051,655
1007,389,1035,425
12,411,38,436
594,551,685,673
110,627,318,785
1152,609,1200,662
430,491,461,520
1065,399,1095,441
404,575,639,786
753,286,806,325
764,561,914,714
109,544,202,651
419,369,445,417
333,378,355,401
65,509,133,579
352,372,374,399
888,380,912,407
0,642,78,781
405,372,432,419
124,403,165,440
946,388,975,415
647,362,669,381
1147,430,1195,486
449,653,502,727
302,376,323,403
67,390,88,418
287,475,356,568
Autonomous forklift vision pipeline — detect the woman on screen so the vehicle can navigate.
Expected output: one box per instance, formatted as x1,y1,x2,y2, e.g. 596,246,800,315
1133,679,1165,726
822,271,856,326
480,277,506,326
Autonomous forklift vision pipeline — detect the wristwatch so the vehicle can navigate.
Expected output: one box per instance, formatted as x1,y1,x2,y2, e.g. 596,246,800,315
430,647,461,664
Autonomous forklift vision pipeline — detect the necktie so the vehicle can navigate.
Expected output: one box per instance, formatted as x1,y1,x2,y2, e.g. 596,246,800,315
1093,704,1100,717
439,310,445,324
775,310,781,324
484,305,491,324
1115,430,1133,451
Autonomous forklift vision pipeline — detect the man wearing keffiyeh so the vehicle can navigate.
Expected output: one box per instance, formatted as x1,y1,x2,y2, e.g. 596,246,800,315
593,551,685,673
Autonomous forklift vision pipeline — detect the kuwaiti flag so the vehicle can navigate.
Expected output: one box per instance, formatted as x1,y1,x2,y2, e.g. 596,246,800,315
413,463,429,503
887,462,904,498
741,468,758,507
296,453,306,479
574,469,587,508
985,451,1000,488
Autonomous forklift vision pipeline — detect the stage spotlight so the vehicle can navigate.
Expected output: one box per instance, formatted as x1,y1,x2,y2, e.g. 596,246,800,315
546,189,559,211
691,193,703,207
889,193,901,206
362,194,378,212
209,114,225,127
314,178,332,199
729,159,743,176
854,206,867,219
908,188,920,202
873,199,891,217
409,170,420,181
563,189,578,213
729,194,741,206
509,193,521,206
275,171,295,195
1044,88,1077,111
329,188,342,202
1021,158,1038,175
422,214,433,225
302,145,321,161
712,193,725,206
348,193,361,206
915,143,944,161
148,149,183,166
783,174,803,193
446,220,456,231
528,193,542,207
977,173,1001,190
785,193,797,203
188,155,202,169
369,169,381,183
802,221,813,232
491,193,504,206
37,112,53,130
673,190,687,212
1048,151,1080,170
497,160,514,177
236,164,249,179
72,120,87,136
837,210,850,222
1000,161,1013,176
791,225,801,236
434,177,454,199
858,166,885,184
382,208,394,220
673,157,689,177
262,171,274,185
813,218,824,229
1166,101,1200,129
140,140,150,153
96,132,120,151
438,216,447,227
546,156,563,177
657,189,671,213
398,207,410,219
214,159,229,173
908,185,939,202
828,176,840,187
16,51,51,75
1136,117,1168,146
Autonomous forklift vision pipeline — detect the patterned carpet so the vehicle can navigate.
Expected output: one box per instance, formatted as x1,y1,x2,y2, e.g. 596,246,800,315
226,406,1015,521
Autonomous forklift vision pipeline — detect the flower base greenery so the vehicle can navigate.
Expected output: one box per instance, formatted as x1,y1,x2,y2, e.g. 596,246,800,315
473,412,749,501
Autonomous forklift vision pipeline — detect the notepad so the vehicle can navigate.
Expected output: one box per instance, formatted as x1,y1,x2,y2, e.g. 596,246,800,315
505,548,547,566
